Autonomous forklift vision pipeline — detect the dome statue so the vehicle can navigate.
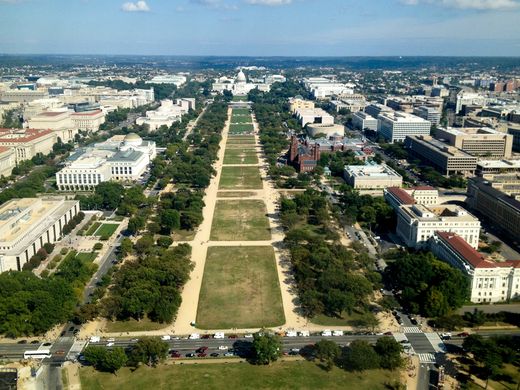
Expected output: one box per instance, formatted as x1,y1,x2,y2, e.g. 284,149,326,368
236,69,247,83
123,132,142,146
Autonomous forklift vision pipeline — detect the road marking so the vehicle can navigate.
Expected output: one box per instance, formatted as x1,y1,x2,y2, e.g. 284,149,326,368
402,326,422,333
418,353,436,363
424,333,447,353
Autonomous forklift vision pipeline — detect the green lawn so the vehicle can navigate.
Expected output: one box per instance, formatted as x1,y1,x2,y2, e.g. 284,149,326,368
232,107,250,114
210,200,271,241
85,222,101,235
217,191,257,198
219,166,263,189
75,252,97,263
196,246,284,329
226,136,256,145
103,317,167,333
93,223,119,237
312,310,378,328
223,148,259,164
80,360,398,390
231,114,252,124
229,123,254,134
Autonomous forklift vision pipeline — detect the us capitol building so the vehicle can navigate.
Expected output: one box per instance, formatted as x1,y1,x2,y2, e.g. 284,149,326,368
212,69,272,96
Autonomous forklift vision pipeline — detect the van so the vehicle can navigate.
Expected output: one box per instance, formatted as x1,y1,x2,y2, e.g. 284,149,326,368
214,332,225,339
286,331,297,337
298,331,310,337
321,330,332,337
189,333,200,340
161,335,171,341
89,336,100,343
332,330,344,337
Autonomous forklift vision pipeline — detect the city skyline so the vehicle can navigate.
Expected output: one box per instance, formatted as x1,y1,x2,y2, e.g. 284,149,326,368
0,0,520,56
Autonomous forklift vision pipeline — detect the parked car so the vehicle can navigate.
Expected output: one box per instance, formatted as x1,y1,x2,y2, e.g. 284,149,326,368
210,352,220,357
197,353,207,358
244,334,253,338
185,353,196,358
196,346,208,353
384,331,393,336
170,352,181,358
106,342,114,347
321,330,332,337
457,332,469,338
224,352,235,357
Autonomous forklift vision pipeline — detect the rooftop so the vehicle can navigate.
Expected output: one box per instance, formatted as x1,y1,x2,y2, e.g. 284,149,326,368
379,111,430,123
0,128,54,143
406,135,477,158
435,231,496,269
345,162,402,179
386,187,415,205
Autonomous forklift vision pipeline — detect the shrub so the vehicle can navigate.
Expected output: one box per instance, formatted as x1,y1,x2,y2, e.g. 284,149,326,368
93,243,103,251
47,261,58,270
60,248,69,255
43,243,55,254
41,270,49,278
100,235,110,241
52,254,62,262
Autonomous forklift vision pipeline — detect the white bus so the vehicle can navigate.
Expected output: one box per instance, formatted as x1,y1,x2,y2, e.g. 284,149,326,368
23,349,51,359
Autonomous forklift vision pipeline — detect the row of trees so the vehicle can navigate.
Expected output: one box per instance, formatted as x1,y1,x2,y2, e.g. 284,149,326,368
100,244,193,323
384,251,469,317
281,190,375,319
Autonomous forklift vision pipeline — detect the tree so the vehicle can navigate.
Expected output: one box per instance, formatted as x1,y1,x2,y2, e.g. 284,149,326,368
340,340,380,371
119,238,133,257
128,337,169,367
314,339,341,371
252,329,282,365
160,210,180,233
83,345,127,372
374,337,403,370
157,236,173,248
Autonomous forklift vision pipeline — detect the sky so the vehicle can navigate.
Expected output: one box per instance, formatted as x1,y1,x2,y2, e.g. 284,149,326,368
0,0,519,56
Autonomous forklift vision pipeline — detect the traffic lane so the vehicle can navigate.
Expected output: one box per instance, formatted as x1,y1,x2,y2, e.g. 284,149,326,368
405,333,436,354
0,344,44,357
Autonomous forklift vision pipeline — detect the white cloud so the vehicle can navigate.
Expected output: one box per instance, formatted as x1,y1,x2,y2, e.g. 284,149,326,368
121,1,150,12
245,0,292,5
401,0,519,10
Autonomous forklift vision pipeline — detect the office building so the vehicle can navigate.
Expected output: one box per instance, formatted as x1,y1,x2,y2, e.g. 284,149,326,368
430,231,520,303
467,177,520,245
146,74,187,87
435,127,513,158
365,103,393,119
294,108,334,127
303,77,353,99
384,186,439,210
0,147,15,177
289,97,315,113
0,128,56,162
0,90,47,103
136,99,194,131
344,162,403,190
352,111,378,131
476,160,520,178
27,111,79,142
378,112,431,143
396,204,480,249
0,197,80,272
508,126,520,152
413,106,441,125
405,135,477,176
56,133,156,191
330,96,367,113
70,110,105,132
455,91,488,114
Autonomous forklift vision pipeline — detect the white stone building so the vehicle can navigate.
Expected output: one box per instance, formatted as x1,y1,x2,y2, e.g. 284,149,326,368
430,231,520,303
0,197,80,272
0,147,15,177
294,108,334,127
27,111,79,142
70,110,105,132
352,111,378,131
378,111,432,143
136,98,194,131
396,204,480,250
0,128,56,162
56,133,156,191
343,162,403,189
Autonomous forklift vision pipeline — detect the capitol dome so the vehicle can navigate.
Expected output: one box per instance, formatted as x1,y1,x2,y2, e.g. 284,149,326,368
123,132,142,146
236,70,247,83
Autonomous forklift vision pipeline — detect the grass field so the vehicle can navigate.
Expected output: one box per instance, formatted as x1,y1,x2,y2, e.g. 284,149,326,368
217,191,257,198
232,107,250,114
196,246,284,329
210,200,271,241
229,123,254,134
94,223,119,237
226,136,256,145
85,222,101,235
219,166,263,189
75,252,97,263
231,114,252,124
312,310,378,327
172,229,196,241
223,148,258,164
225,143,257,149
80,361,398,390
103,317,166,333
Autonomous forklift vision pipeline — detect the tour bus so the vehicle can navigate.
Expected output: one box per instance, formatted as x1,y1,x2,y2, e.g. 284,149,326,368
24,349,52,359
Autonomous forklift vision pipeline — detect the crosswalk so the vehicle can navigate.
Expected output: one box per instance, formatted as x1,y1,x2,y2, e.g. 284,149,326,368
418,353,436,363
402,326,422,333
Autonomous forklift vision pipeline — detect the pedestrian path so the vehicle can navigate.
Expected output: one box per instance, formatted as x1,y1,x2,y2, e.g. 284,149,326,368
418,353,436,363
403,326,422,333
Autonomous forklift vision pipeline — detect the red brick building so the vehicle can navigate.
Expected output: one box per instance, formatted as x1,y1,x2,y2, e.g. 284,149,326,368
288,135,320,172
